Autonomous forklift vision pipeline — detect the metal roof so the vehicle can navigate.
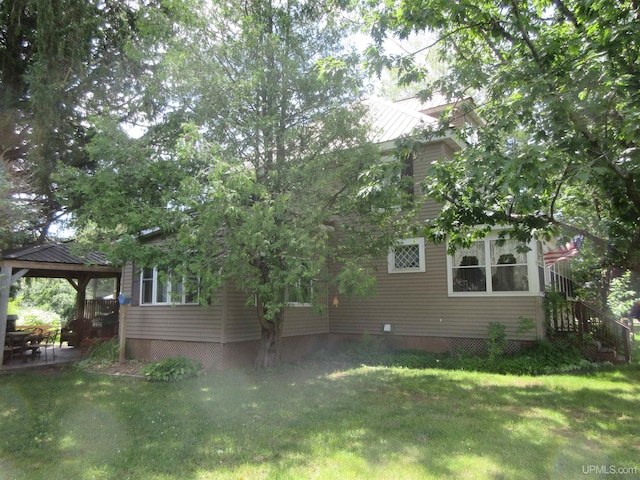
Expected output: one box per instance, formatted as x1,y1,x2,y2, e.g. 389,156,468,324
1,242,112,266
393,95,485,126
364,97,440,144
392,93,454,116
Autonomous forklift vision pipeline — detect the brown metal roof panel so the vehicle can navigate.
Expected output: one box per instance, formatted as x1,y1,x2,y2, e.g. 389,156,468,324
2,242,111,266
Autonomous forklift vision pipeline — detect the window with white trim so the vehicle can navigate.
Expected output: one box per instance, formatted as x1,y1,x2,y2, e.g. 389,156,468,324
388,238,426,273
448,234,537,295
140,267,199,305
285,278,313,306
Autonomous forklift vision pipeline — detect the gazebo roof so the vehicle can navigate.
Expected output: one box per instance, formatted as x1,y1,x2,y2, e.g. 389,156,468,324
0,242,122,368
0,241,121,279
2,242,109,265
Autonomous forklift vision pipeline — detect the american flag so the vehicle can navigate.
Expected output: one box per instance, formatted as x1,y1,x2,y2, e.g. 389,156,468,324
543,235,584,266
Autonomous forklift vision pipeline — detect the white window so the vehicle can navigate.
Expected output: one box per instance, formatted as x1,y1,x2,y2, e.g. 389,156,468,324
140,267,199,305
448,233,538,295
286,278,313,306
388,238,426,273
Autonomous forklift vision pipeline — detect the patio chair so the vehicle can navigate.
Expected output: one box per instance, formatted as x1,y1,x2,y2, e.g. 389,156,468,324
24,333,44,361
3,335,27,364
43,329,57,363
60,318,95,347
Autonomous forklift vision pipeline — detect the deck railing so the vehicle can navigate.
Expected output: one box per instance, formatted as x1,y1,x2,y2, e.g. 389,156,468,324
546,294,632,363
574,301,632,363
83,299,119,319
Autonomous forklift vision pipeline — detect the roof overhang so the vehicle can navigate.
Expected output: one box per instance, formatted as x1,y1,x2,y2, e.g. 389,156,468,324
376,128,466,155
0,259,121,279
0,242,122,282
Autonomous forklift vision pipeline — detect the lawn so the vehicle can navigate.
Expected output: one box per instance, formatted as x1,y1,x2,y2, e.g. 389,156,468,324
1,356,639,479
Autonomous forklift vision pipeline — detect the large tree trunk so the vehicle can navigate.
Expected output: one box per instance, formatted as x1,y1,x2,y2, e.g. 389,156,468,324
254,298,284,369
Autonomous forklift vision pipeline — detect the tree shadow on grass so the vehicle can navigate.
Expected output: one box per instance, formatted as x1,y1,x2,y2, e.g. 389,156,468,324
1,363,639,479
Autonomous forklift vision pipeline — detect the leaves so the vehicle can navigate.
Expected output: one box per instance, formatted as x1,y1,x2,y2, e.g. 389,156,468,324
366,0,640,273
1,0,173,246
64,1,416,364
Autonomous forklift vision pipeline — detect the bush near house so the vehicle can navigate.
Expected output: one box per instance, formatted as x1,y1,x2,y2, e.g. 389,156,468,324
317,333,609,376
140,356,203,382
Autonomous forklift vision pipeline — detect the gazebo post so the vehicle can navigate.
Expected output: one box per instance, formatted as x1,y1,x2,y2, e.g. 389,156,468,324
75,275,92,319
0,265,11,359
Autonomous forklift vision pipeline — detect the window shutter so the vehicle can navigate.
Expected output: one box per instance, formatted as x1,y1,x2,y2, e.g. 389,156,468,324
131,263,140,306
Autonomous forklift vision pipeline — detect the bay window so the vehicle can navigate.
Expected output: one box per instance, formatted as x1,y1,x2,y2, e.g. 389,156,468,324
448,234,538,295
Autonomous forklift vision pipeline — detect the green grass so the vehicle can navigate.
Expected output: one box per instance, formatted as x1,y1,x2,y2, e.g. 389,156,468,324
1,354,639,479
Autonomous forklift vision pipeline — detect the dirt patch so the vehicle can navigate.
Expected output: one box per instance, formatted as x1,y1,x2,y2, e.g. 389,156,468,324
86,360,146,378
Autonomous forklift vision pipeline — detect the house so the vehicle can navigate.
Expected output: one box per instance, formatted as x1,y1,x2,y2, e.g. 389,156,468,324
119,95,577,369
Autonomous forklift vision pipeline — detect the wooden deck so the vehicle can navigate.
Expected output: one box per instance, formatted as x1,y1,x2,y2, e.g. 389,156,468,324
1,344,81,371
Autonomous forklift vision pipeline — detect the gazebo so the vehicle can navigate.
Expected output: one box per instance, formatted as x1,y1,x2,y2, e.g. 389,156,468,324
0,242,122,354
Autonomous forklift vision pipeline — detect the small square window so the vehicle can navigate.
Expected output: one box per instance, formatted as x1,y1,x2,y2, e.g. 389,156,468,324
388,238,425,273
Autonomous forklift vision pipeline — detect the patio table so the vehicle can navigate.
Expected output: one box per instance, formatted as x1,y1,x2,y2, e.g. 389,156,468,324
6,331,44,362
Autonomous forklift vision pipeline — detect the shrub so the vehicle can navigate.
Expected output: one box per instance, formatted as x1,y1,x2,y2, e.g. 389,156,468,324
17,307,61,328
486,322,507,361
323,334,610,376
85,338,120,363
76,338,120,370
140,356,202,382
17,277,76,321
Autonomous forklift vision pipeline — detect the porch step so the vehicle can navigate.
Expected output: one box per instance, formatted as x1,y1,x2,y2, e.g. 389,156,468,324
581,344,627,364
592,349,617,363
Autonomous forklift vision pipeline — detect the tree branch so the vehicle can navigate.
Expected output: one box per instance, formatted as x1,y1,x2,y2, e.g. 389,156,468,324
508,0,542,65
553,0,581,29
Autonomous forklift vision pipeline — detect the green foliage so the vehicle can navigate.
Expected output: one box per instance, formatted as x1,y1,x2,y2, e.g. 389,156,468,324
16,278,76,322
66,0,415,368
323,334,608,376
486,322,507,361
76,338,120,369
17,308,61,328
351,330,385,360
1,0,172,246
517,316,536,334
140,356,202,382
608,271,638,318
365,0,640,275
543,288,571,330
7,300,19,315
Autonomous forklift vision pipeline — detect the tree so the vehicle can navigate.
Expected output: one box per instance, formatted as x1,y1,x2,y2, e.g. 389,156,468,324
0,0,171,248
17,277,76,323
363,0,640,275
63,0,413,368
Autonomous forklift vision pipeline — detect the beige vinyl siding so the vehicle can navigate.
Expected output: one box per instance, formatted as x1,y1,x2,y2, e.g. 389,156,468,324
413,143,446,220
223,283,260,342
122,263,224,342
330,242,543,341
282,306,328,337
329,140,544,343
223,283,330,342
